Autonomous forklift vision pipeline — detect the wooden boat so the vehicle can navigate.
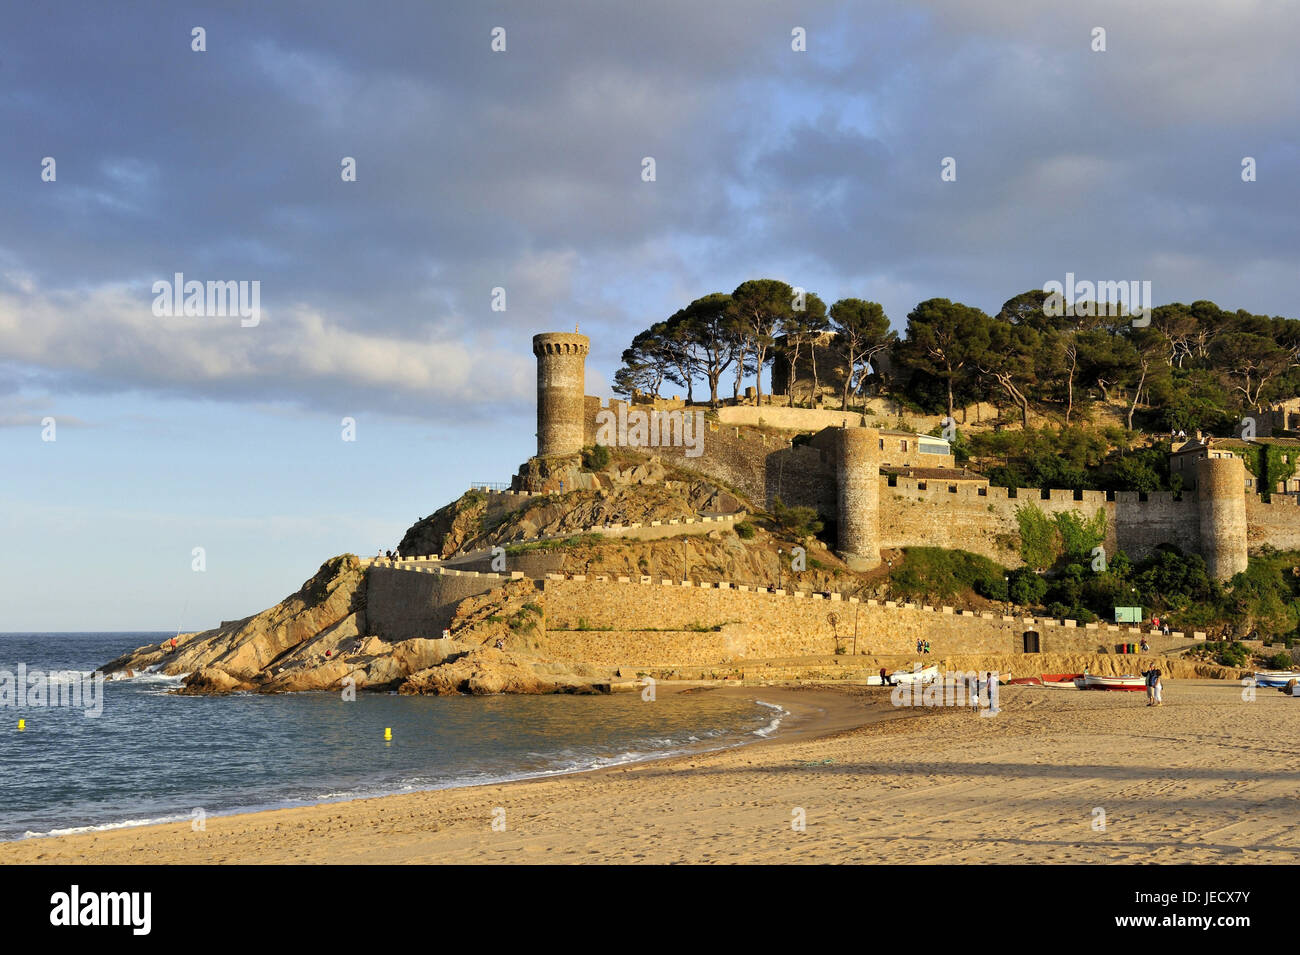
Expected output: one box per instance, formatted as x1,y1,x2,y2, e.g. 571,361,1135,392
1081,673,1146,691
1039,673,1082,689
1252,670,1300,688
1006,676,1042,685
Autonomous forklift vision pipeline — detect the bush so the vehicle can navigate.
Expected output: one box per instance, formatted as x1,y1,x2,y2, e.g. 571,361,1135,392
1266,650,1295,670
890,548,1010,602
581,444,611,470
734,521,756,540
1203,640,1250,668
770,497,824,538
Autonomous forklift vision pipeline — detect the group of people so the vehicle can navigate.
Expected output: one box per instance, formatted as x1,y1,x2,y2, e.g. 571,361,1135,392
1150,615,1172,636
1141,667,1164,706
914,639,932,654
379,548,403,559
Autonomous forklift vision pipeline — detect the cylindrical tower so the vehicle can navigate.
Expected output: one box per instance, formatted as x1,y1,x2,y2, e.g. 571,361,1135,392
1196,455,1248,581
532,332,590,458
835,426,881,571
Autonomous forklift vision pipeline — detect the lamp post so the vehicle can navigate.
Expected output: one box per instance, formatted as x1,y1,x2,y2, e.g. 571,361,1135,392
777,548,784,591
683,539,688,584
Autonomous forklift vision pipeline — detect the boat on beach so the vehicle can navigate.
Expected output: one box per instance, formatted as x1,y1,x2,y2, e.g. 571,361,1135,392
1080,674,1146,691
890,665,939,685
1036,673,1082,689
1252,670,1300,688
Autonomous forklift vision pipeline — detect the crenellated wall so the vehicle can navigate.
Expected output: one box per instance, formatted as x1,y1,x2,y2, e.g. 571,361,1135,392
537,575,1198,667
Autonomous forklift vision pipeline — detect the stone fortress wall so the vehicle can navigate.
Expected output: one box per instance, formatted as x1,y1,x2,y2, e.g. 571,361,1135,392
573,397,1266,581
538,574,1199,667
355,330,1298,669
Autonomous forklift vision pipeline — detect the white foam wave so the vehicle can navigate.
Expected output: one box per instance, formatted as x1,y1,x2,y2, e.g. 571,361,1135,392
751,700,788,738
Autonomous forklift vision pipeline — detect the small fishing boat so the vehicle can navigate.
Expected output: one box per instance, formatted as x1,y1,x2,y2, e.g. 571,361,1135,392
1252,670,1300,688
1007,676,1042,685
1039,673,1082,689
1081,673,1146,691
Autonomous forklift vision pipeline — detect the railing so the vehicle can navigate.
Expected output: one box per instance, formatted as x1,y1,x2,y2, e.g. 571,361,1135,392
469,481,510,492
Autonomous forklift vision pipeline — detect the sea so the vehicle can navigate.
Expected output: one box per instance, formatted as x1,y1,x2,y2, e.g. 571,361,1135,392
0,632,785,841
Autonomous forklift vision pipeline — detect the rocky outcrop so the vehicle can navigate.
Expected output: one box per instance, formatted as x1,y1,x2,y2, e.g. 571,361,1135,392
396,492,490,559
104,565,614,697
399,648,609,696
103,554,368,683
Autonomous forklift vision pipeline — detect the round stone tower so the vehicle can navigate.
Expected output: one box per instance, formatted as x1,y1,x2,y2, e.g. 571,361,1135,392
1196,455,1248,581
532,331,590,458
835,426,881,571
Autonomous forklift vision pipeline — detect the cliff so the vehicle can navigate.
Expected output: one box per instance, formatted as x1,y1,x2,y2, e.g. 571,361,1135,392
103,560,615,696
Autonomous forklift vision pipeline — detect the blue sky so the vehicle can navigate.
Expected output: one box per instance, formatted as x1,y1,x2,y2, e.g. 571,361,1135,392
3,0,1298,629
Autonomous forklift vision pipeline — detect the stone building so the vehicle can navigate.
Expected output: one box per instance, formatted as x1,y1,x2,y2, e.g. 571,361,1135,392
522,329,1300,581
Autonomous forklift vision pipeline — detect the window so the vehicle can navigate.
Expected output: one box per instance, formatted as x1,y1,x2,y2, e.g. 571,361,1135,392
900,439,908,452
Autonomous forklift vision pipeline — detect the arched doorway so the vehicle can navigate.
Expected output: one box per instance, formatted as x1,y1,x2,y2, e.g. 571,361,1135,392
1022,630,1040,653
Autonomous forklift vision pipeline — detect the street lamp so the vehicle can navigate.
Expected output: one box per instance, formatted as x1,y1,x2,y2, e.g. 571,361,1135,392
777,547,784,590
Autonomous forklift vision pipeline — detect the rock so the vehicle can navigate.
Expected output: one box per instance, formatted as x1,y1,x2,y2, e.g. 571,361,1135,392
103,555,367,681
391,637,461,673
178,667,247,695
260,661,355,693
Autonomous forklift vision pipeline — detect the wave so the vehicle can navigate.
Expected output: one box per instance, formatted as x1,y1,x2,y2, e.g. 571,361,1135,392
751,699,788,738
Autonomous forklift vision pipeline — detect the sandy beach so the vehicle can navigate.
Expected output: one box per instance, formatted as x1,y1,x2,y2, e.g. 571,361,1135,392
3,680,1296,864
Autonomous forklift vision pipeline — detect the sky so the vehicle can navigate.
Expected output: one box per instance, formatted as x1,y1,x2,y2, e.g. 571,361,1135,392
3,0,1298,630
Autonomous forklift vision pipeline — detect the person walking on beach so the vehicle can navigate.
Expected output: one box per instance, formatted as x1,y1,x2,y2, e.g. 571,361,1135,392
879,667,892,687
1153,670,1164,706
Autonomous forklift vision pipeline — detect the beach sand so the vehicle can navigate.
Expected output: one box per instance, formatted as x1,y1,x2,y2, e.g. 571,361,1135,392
3,680,1296,864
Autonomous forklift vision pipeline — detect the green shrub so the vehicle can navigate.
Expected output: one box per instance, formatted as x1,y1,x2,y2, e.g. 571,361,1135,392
1266,650,1295,670
581,444,612,470
734,521,756,540
770,497,823,538
889,548,1011,602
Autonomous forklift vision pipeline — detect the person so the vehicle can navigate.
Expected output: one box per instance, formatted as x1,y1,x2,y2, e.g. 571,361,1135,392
1142,667,1158,705
1153,670,1164,706
1162,622,1170,637
879,667,892,687
916,638,923,654
495,638,505,650
1140,637,1149,652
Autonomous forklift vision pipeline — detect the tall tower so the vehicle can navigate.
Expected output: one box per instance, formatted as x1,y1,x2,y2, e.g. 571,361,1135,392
835,426,882,571
1196,455,1248,581
532,331,590,458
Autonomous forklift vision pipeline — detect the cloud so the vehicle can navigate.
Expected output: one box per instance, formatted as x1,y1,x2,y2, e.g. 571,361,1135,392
0,0,1297,412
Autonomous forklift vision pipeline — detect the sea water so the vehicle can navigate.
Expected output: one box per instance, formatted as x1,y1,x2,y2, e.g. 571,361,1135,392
0,632,782,840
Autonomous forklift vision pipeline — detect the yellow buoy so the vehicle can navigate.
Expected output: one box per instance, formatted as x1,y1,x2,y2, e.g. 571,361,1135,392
17,719,25,731
384,727,392,741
